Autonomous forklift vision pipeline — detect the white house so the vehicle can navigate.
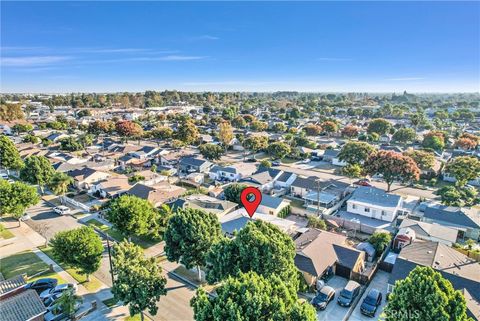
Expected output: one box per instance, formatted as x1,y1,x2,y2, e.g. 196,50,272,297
257,194,291,216
67,167,111,190
209,165,242,182
346,186,403,222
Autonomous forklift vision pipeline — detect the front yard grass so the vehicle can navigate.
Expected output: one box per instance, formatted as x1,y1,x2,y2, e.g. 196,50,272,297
40,246,102,292
85,219,160,249
0,250,65,284
0,223,15,239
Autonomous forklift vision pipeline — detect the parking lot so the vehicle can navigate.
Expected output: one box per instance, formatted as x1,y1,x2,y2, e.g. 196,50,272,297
315,276,351,321
348,270,390,321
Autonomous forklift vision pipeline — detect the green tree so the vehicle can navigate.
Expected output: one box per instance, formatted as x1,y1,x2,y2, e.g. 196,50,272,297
52,288,82,318
151,126,173,141
116,120,143,142
368,231,392,255
112,241,167,321
0,135,24,173
383,266,472,321
50,226,103,281
199,143,224,161
22,134,40,144
232,115,247,128
47,172,73,204
338,141,376,165
267,142,291,160
445,156,480,187
342,164,363,180
392,128,417,144
191,271,316,321
422,131,445,151
307,216,327,230
206,220,299,293
438,185,479,207
364,151,420,191
20,155,55,194
12,123,33,133
59,137,83,152
223,183,247,204
243,136,268,156
176,119,199,145
164,208,223,281
218,121,233,150
106,195,158,239
321,120,338,136
260,160,272,168
403,150,435,171
367,118,391,135
250,120,268,131
0,180,40,226
271,122,288,133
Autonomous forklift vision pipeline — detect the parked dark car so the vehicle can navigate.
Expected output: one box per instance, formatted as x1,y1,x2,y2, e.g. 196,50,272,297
337,280,361,307
40,283,77,301
271,161,281,166
311,286,335,310
360,289,383,317
25,278,58,294
245,158,256,163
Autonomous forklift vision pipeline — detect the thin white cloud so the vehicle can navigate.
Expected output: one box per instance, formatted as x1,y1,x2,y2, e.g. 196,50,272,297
76,48,150,54
190,35,219,41
159,55,207,61
387,77,425,81
1,56,72,67
317,57,353,62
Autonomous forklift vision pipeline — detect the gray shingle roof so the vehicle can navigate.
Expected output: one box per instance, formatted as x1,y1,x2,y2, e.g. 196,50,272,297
259,194,285,209
349,186,401,208
423,205,480,229
0,275,26,296
0,290,46,321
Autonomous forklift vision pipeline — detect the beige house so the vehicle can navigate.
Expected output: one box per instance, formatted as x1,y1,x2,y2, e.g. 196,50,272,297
67,167,111,190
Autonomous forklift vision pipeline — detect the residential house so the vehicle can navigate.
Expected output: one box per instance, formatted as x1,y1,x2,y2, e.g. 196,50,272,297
128,182,186,207
209,165,242,182
394,218,458,248
133,170,167,186
346,186,404,222
67,167,111,190
388,240,480,315
322,149,347,167
0,275,46,321
257,194,291,216
45,132,69,142
179,157,212,175
169,194,237,217
239,168,283,193
129,146,159,160
290,176,350,211
295,229,365,286
90,175,131,199
421,205,480,241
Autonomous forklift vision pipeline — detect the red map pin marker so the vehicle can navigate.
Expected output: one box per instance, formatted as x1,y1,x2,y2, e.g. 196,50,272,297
240,187,262,218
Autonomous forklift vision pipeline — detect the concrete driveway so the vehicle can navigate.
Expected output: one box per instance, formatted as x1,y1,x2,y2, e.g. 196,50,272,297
315,276,351,321
348,270,390,321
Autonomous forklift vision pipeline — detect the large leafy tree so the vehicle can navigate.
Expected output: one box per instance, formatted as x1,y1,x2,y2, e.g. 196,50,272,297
368,231,392,255
112,241,167,321
50,226,103,280
20,155,55,193
303,124,322,136
191,271,317,321
175,119,199,145
367,118,391,135
384,266,473,321
218,121,233,150
321,120,338,136
242,136,268,155
115,120,143,141
199,143,224,161
445,156,480,187
392,128,417,144
206,220,299,293
364,151,420,191
151,126,173,141
0,180,40,225
223,183,247,204
0,103,24,121
438,185,479,207
403,150,435,171
422,131,446,151
338,141,376,165
267,142,291,160
106,195,158,239
47,172,73,204
0,135,24,172
341,125,359,138
164,208,223,281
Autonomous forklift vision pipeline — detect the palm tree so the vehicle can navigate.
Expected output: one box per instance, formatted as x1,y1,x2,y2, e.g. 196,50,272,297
48,172,73,204
53,288,83,318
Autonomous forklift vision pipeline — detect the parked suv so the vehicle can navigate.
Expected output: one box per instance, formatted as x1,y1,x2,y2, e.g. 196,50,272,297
311,286,335,310
337,280,361,307
360,288,382,317
53,206,71,215
25,278,58,294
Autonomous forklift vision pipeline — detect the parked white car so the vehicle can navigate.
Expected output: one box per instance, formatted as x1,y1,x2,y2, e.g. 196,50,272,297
53,206,71,215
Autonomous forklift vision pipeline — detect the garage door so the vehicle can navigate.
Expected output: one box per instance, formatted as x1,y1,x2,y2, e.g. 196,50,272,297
335,264,351,278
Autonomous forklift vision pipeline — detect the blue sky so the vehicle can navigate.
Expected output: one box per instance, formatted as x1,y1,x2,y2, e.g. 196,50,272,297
1,1,479,93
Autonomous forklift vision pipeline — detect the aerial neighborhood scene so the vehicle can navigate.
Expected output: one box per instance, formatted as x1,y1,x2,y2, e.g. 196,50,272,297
0,1,479,321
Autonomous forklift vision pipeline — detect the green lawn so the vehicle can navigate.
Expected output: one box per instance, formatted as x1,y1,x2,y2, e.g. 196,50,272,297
40,246,102,292
0,250,65,283
281,157,298,164
124,315,141,321
86,219,160,249
0,223,15,239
